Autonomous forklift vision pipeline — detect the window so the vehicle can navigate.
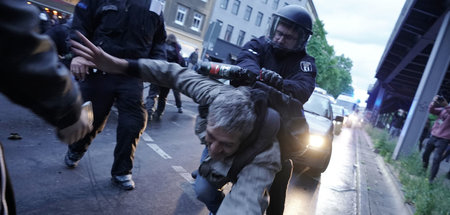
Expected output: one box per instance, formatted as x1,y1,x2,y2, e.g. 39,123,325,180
231,0,240,15
272,0,279,10
175,5,188,25
255,12,263,26
237,30,246,46
224,25,234,42
244,6,252,21
220,0,229,9
216,19,223,36
191,12,204,31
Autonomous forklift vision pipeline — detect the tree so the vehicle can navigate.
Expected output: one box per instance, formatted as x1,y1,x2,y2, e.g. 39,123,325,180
307,20,353,98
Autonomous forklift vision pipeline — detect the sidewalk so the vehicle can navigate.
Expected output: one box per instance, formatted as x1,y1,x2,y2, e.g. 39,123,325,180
355,129,414,215
358,128,450,215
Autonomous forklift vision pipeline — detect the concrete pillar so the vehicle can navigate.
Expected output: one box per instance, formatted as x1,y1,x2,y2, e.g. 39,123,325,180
393,11,450,159
370,87,385,126
371,87,386,126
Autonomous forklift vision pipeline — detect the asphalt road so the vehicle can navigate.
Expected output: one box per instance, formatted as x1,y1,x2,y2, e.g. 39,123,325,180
0,91,412,215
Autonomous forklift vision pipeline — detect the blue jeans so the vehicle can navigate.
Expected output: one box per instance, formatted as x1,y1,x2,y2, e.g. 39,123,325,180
389,126,401,138
194,147,224,214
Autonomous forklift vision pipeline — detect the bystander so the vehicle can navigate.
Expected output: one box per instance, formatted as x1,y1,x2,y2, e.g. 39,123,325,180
146,34,185,120
389,109,406,138
422,95,450,182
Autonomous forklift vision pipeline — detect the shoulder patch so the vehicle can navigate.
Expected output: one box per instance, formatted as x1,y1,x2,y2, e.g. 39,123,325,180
300,61,313,72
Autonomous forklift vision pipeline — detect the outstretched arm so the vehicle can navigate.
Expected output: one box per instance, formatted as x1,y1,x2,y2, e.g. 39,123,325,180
70,31,129,74
70,31,232,106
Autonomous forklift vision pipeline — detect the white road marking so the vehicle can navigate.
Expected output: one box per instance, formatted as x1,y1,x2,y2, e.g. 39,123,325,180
172,166,185,173
172,166,195,184
141,132,154,142
171,122,181,127
147,143,172,159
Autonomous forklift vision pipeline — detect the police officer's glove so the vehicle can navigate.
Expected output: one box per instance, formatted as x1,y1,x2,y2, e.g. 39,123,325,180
252,82,303,119
259,68,283,90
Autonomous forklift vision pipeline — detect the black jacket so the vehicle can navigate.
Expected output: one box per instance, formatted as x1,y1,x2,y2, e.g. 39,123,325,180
235,36,316,104
166,42,185,66
0,1,84,214
70,0,167,60
0,1,82,129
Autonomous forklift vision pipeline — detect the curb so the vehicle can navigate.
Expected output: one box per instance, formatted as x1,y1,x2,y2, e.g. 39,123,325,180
359,129,415,215
355,129,370,215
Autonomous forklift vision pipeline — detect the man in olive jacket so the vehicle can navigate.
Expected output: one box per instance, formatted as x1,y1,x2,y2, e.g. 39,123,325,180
71,32,285,214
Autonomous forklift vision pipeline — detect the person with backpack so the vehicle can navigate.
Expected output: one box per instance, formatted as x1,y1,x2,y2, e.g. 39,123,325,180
70,31,309,214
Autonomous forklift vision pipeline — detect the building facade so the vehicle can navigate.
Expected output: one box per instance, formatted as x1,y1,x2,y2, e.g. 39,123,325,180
162,0,216,58
28,0,318,64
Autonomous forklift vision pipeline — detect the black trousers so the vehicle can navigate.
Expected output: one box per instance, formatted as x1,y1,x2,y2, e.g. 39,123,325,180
155,87,182,115
69,73,147,176
266,159,293,215
147,85,182,116
422,135,450,181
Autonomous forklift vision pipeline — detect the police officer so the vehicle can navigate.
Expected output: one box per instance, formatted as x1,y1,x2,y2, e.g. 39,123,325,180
64,0,167,190
234,5,317,214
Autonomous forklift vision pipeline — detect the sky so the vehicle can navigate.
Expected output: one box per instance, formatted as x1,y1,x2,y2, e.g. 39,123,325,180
312,0,407,105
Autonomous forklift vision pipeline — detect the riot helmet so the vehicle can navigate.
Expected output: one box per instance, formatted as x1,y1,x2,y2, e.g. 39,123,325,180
268,5,313,53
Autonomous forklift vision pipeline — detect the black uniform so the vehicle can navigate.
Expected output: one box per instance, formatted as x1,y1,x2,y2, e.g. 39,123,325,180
68,0,166,177
235,36,317,215
235,36,316,104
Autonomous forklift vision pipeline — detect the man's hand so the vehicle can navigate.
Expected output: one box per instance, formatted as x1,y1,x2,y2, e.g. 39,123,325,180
70,56,91,81
70,31,128,75
57,107,93,144
259,68,283,90
433,95,448,107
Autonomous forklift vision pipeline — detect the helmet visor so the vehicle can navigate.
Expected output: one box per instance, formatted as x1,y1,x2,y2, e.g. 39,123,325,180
269,16,310,51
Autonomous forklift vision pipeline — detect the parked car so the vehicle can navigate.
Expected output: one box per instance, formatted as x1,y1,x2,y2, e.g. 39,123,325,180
293,91,336,175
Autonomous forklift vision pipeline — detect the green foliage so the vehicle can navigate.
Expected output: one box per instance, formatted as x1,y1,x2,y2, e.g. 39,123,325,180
399,155,450,215
306,20,353,97
364,125,450,215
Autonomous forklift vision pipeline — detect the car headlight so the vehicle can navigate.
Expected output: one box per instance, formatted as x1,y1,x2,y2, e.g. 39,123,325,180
309,134,325,149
